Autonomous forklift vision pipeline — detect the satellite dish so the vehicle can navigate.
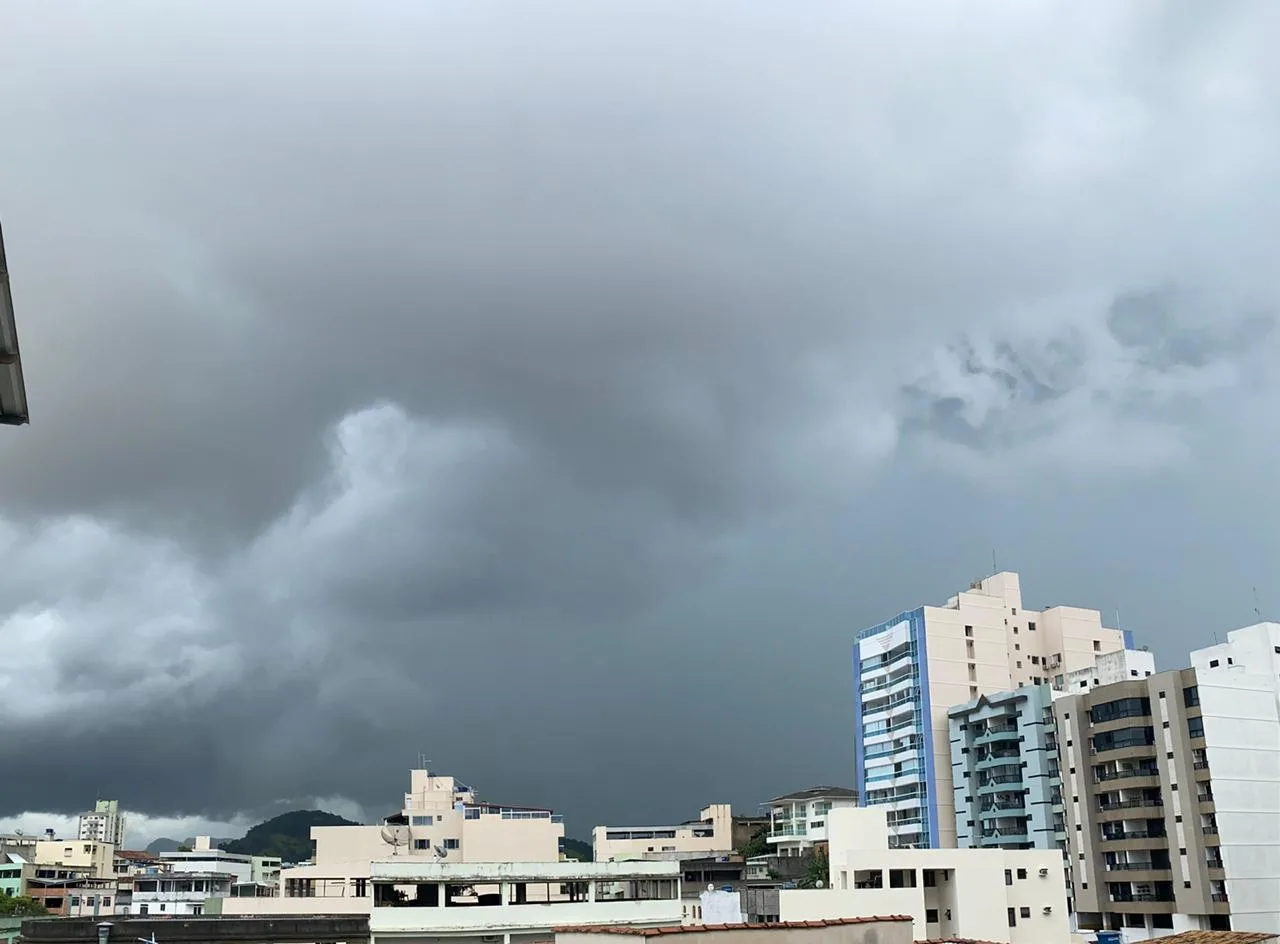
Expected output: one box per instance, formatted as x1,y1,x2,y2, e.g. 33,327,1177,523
434,846,448,859
706,884,715,892
815,880,825,888
380,824,410,856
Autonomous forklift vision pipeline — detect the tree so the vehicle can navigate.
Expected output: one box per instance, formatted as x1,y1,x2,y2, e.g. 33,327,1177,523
738,827,769,860
176,844,193,852
0,896,48,917
797,848,829,889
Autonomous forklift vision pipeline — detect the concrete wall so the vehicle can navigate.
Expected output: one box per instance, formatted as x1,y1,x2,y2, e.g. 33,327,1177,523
560,922,914,944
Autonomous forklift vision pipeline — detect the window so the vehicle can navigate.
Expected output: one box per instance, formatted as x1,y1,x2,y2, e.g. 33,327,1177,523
1005,869,1013,886
1091,727,1156,753
1031,655,1039,665
1008,907,1017,927
413,839,430,850
410,815,433,826
464,807,481,820
1131,670,1139,677
965,625,973,637
1017,868,1027,880
444,838,459,850
1184,687,1200,707
1017,660,1022,668
926,908,939,923
353,879,367,898
1020,907,1031,918
1089,697,1151,724
139,905,148,916
1209,659,1219,668
102,898,110,907
1028,621,1036,631
1094,640,1101,651
70,897,80,907
1188,717,1205,739
1015,644,1021,651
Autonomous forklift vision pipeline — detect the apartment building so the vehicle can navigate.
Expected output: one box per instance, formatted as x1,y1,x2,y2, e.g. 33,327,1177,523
948,684,1061,851
854,572,1129,848
78,801,126,848
1061,648,1157,693
131,871,235,916
766,788,859,858
219,767,566,918
33,839,114,880
1054,661,1280,938
593,804,735,861
0,854,22,898
772,806,1069,944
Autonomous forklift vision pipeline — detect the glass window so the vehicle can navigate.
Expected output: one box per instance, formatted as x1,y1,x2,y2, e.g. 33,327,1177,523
1089,698,1151,724
1188,717,1205,739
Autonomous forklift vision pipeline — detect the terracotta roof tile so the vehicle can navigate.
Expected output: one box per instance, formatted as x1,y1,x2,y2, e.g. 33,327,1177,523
553,917,914,936
1143,932,1279,944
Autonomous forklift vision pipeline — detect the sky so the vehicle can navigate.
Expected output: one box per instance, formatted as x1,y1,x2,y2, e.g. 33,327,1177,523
2,0,1280,843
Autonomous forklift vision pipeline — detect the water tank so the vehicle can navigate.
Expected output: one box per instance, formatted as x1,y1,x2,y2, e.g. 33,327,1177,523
1095,932,1122,944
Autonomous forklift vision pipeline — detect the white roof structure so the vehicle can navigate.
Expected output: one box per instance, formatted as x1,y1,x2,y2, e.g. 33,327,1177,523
0,219,29,425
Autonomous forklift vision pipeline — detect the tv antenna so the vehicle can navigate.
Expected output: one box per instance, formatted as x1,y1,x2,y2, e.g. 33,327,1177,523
1252,586,1262,621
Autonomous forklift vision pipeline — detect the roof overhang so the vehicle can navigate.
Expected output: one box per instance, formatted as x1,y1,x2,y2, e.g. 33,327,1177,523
0,219,29,425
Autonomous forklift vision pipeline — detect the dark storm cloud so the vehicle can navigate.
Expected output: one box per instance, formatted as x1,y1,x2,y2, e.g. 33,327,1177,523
3,0,1280,833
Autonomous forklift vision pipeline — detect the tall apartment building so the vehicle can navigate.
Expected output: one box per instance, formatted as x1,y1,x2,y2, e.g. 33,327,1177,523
948,684,1061,851
853,572,1129,848
1054,658,1280,937
78,800,126,848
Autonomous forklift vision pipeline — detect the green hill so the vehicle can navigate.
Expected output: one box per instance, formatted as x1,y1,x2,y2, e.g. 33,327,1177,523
561,837,592,861
219,810,359,862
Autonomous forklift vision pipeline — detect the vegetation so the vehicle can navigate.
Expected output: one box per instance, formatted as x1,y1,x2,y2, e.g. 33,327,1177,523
737,826,769,860
0,896,48,917
219,810,359,863
561,838,593,861
796,848,829,889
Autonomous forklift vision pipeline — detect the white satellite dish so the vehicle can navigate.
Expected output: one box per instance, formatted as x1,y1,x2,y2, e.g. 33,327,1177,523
706,883,715,892
434,845,448,859
380,824,410,856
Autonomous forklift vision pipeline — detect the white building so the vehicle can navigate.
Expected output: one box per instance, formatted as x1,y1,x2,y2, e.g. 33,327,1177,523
1189,622,1280,936
1059,647,1157,694
130,871,234,916
161,836,281,896
854,571,1131,848
216,858,683,944
774,806,1069,944
767,788,860,857
78,801,126,848
593,805,734,861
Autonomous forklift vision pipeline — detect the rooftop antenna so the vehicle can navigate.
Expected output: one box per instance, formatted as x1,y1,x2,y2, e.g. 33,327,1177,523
991,549,997,576
1252,586,1262,622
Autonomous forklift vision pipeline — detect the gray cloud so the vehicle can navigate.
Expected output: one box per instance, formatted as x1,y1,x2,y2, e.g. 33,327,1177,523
2,0,1280,833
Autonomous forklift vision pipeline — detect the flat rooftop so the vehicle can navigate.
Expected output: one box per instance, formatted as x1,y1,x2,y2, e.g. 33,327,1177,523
371,860,679,882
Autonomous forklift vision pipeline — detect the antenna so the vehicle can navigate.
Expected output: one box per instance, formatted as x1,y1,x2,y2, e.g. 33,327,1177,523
991,549,997,575
380,823,410,856
1252,586,1262,621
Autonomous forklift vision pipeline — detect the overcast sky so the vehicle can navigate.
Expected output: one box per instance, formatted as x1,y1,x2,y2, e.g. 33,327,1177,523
2,0,1279,842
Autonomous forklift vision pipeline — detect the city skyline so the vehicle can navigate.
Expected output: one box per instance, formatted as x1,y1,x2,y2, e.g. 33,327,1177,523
4,0,1280,839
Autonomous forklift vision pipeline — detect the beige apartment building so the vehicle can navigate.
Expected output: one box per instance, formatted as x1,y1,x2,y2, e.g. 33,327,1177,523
593,805,735,862
854,571,1130,848
220,767,565,917
1054,660,1280,938
33,839,114,880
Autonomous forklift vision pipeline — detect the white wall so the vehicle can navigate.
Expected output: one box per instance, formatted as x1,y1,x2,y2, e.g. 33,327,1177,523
1197,666,1280,933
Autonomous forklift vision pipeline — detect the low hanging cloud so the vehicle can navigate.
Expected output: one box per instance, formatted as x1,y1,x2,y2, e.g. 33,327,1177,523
2,0,1280,833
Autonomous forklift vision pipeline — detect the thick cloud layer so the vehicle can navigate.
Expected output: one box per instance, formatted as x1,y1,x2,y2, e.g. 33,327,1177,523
2,0,1279,832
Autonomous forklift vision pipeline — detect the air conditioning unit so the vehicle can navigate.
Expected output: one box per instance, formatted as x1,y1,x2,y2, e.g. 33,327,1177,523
1043,906,1052,915
1039,868,1049,877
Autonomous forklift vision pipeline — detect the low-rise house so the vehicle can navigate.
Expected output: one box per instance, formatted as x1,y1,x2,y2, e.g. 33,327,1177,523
594,806,737,862
0,854,24,898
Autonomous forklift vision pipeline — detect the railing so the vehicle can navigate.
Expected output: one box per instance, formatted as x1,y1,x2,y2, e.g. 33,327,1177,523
1193,761,1210,770
1107,862,1167,872
1212,893,1229,903
1197,793,1214,803
1202,827,1219,835
1111,892,1172,903
1099,798,1164,811
980,774,1024,786
1095,768,1160,783
1102,830,1165,841
1205,860,1224,870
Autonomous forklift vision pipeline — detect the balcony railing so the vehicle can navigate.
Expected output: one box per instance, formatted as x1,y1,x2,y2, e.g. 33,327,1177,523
1106,862,1168,872
1193,761,1210,770
1099,798,1164,811
1202,827,1219,835
1212,893,1229,903
1095,768,1159,783
1111,892,1174,903
1101,830,1166,841
1197,793,1214,803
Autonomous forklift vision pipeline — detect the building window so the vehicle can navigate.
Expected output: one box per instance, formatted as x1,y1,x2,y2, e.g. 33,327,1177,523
1188,717,1205,739
1017,868,1027,880
1094,640,1101,651
1184,687,1200,707
964,625,973,637
926,908,939,923
464,808,481,820
414,839,430,850
1004,870,1012,886
1028,621,1036,631
1209,659,1219,667
1008,907,1017,927
353,879,367,898
139,906,148,915
444,839,460,850
1020,907,1031,918
410,816,433,826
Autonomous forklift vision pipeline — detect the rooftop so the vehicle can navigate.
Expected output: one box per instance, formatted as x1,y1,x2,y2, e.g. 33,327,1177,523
0,220,28,426
768,787,858,804
1145,933,1279,944
554,917,914,935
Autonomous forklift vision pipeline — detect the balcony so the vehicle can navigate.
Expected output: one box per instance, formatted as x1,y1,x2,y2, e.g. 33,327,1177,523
1110,892,1174,904
1106,862,1169,872
1202,827,1219,836
973,726,1020,746
1212,893,1229,903
1101,830,1166,842
1099,798,1164,812
1095,767,1160,783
